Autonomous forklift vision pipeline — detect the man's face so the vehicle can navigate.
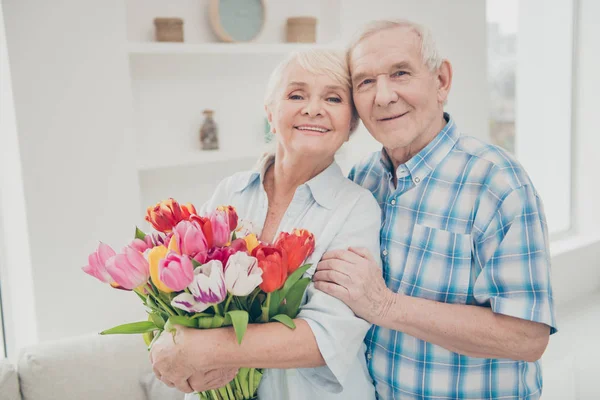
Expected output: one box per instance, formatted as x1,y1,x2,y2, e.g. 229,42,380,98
350,27,445,152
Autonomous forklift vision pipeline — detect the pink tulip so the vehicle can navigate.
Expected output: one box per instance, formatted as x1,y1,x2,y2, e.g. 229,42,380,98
159,251,194,291
82,242,116,284
105,246,149,290
210,209,231,247
206,238,248,266
173,220,208,263
129,238,150,253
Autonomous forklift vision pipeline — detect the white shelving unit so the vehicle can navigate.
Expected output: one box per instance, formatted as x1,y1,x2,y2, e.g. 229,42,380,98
128,42,341,56
137,149,263,172
125,0,343,209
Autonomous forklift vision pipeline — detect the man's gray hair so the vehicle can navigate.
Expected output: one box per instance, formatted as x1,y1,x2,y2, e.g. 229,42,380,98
347,20,443,72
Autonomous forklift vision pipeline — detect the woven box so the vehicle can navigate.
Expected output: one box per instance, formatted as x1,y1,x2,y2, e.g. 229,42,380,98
286,17,317,43
153,18,184,42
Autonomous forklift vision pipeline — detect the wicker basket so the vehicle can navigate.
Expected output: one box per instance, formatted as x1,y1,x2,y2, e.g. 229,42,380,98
153,17,184,42
286,17,317,43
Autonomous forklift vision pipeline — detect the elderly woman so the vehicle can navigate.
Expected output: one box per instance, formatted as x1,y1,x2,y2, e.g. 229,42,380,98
150,50,380,399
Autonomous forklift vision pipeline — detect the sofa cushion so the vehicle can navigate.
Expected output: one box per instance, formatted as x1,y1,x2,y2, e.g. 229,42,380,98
140,372,185,400
18,333,151,400
0,357,20,400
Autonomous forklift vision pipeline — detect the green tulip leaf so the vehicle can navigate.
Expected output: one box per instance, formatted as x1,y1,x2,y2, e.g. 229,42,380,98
226,310,249,344
167,315,197,328
191,258,202,269
270,314,296,329
196,316,214,329
279,264,311,301
134,226,147,240
149,312,166,330
281,277,311,318
211,315,225,328
100,321,157,335
268,291,281,318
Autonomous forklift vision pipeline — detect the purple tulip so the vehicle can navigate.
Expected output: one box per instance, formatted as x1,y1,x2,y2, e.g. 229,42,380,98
171,260,227,313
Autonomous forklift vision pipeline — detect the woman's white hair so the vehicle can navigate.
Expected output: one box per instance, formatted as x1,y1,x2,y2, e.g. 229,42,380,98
264,49,360,134
347,19,443,71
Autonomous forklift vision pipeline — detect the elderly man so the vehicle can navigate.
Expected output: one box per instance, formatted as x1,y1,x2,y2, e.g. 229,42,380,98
313,20,557,399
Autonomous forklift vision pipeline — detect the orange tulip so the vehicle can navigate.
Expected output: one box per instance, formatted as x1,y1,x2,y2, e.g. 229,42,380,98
275,229,315,274
145,198,197,233
252,244,287,293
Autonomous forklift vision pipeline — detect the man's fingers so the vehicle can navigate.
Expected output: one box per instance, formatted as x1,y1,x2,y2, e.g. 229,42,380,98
313,270,352,287
349,246,376,262
316,259,353,273
314,281,349,301
321,249,363,263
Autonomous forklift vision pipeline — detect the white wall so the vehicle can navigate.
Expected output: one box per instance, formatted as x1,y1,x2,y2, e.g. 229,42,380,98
2,0,142,346
0,0,37,359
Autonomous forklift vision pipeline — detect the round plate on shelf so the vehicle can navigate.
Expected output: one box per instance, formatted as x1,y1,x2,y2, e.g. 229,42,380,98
209,0,266,43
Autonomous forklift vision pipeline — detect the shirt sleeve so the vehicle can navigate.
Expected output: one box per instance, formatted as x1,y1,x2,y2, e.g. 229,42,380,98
473,184,558,334
296,191,382,393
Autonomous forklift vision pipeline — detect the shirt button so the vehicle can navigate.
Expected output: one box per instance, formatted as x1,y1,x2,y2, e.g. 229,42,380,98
382,249,388,256
391,199,396,205
414,177,421,183
367,352,372,360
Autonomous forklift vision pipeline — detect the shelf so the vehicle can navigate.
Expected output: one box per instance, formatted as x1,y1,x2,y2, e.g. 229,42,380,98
128,42,342,55
137,149,264,172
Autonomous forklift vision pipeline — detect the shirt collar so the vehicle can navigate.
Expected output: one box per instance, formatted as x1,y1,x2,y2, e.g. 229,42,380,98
232,153,344,210
379,112,459,184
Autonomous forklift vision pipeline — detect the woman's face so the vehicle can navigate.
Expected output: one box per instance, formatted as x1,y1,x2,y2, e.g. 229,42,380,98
267,62,353,160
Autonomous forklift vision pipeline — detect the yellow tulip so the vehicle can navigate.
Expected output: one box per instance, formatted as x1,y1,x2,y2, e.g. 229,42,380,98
244,233,260,254
148,245,172,293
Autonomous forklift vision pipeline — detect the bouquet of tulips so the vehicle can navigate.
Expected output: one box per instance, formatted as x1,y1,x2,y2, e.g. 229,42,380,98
82,198,315,400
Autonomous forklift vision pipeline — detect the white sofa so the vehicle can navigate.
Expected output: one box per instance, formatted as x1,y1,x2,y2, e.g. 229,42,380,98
0,333,185,400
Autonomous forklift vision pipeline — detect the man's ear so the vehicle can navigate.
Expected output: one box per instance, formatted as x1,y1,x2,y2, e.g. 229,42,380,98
436,60,453,105
264,104,276,133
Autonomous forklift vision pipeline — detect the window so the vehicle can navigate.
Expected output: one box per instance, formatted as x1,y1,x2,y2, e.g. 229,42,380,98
487,0,574,235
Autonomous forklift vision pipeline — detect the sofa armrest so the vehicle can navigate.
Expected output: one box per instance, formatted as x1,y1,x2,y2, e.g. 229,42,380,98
0,357,20,400
18,333,151,400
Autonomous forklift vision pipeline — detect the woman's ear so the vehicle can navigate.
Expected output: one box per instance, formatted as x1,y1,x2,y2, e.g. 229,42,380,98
264,104,276,133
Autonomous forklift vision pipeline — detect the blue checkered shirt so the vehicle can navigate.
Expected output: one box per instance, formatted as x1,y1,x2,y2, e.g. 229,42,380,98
349,114,557,400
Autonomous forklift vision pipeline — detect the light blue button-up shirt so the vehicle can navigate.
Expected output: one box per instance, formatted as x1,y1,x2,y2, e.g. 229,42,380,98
350,114,557,400
186,155,381,400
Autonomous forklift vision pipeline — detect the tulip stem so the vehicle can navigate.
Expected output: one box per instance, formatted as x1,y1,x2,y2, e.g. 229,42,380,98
151,293,176,317
212,304,222,317
261,293,271,323
224,293,233,313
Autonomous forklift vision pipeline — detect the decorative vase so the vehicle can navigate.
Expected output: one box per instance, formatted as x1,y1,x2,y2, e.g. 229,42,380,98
200,109,219,150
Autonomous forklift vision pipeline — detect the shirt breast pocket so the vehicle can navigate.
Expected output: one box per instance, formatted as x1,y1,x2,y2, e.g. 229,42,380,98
399,223,472,304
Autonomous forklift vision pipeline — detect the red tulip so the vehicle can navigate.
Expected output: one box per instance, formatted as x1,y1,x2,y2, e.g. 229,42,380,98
275,229,315,274
252,244,287,293
145,198,197,233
